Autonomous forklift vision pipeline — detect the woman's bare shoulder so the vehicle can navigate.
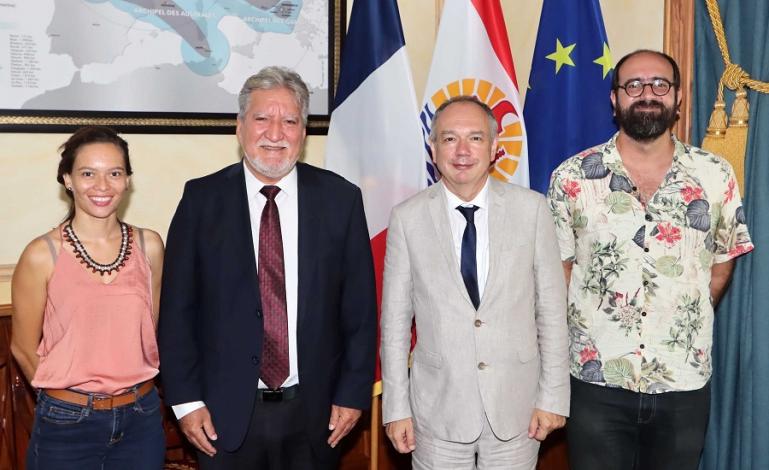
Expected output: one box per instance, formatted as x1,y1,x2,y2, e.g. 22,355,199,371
15,226,61,279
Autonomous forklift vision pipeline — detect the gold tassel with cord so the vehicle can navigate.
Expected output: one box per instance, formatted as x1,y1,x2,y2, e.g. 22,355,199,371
701,0,769,194
701,86,749,193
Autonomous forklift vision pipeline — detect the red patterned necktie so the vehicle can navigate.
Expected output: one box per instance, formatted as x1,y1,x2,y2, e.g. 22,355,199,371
258,185,288,389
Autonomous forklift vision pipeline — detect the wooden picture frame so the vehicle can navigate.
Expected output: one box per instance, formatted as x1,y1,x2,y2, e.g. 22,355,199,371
0,1,345,135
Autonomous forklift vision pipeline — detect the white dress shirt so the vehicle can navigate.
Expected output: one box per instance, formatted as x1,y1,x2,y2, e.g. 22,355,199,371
443,178,490,300
173,162,300,419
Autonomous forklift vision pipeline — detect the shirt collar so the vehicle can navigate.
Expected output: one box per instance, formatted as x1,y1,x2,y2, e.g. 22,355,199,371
243,160,298,200
601,132,687,180
442,177,490,211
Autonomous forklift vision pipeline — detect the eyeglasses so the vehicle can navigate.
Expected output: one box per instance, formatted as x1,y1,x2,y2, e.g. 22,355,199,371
616,78,675,97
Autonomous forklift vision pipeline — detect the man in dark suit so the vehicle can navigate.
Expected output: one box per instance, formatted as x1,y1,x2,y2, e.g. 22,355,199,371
158,66,377,469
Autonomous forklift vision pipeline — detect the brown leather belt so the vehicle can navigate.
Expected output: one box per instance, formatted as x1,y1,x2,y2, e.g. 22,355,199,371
44,381,154,410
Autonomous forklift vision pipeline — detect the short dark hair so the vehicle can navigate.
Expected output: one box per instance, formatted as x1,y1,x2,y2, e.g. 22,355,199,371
429,95,498,143
612,49,680,90
57,126,131,221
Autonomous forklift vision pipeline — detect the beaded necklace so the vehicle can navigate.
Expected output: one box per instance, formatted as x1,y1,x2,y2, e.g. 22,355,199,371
63,222,132,276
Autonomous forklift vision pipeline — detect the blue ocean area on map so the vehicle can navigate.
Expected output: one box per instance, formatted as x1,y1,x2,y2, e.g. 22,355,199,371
88,0,303,76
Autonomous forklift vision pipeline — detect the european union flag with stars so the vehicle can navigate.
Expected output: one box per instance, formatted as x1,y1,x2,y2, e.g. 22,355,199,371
524,0,617,194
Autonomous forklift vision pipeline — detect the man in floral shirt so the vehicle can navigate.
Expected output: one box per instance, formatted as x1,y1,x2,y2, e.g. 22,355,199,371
548,50,753,470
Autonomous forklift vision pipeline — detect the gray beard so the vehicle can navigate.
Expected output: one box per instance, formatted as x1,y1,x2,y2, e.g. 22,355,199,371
243,153,298,181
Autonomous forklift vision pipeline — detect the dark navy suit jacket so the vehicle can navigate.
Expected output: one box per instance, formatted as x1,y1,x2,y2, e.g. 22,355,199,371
158,161,377,455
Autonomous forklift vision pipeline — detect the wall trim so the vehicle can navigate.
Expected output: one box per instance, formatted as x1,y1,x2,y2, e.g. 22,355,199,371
0,264,13,283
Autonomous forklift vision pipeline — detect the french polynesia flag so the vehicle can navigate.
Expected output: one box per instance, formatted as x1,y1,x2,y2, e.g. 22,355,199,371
420,0,529,187
325,0,424,396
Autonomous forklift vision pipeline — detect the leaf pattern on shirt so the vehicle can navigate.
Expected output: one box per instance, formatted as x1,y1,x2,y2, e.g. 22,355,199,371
605,192,634,214
686,199,711,232
581,238,628,310
581,152,610,179
568,302,605,383
661,293,705,362
632,226,645,248
639,357,675,393
548,134,753,393
736,206,746,224
690,347,712,378
655,256,684,277
609,173,634,193
604,357,635,388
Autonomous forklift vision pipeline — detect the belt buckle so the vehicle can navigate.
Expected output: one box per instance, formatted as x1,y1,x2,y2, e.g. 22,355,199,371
93,395,115,409
261,389,283,402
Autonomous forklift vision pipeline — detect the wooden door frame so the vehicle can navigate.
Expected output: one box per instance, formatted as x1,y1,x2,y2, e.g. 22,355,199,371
664,0,695,144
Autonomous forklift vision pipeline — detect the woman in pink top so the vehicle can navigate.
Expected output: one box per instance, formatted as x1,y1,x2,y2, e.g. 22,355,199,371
11,126,166,469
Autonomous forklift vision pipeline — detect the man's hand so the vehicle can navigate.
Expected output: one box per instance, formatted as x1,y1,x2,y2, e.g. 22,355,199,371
528,408,565,441
385,417,416,453
327,405,362,448
179,406,218,457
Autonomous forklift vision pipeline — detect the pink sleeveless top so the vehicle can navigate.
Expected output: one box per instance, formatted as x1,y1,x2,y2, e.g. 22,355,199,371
31,228,160,395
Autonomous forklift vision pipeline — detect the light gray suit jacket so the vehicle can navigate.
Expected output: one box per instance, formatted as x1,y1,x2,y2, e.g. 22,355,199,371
380,178,569,442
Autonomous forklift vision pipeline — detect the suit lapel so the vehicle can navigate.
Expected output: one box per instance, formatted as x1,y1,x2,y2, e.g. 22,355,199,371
220,162,260,310
482,178,508,308
428,181,475,308
296,163,319,331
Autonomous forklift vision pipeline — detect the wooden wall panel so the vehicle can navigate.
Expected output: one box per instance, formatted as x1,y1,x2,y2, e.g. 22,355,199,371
0,305,17,470
665,0,696,144
0,305,35,470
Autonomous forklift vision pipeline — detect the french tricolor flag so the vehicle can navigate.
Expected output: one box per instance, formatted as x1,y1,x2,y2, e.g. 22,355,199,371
325,0,424,396
420,0,529,187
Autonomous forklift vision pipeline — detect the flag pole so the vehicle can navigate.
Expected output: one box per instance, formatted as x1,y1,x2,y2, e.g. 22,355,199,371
370,394,380,470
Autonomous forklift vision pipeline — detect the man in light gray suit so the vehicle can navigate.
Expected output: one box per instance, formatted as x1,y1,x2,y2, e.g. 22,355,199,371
380,96,569,469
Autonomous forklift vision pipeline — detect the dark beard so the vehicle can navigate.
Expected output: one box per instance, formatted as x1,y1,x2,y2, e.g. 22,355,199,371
615,99,678,142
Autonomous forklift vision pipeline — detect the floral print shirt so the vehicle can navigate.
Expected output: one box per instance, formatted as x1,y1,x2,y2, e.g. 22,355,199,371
548,133,753,393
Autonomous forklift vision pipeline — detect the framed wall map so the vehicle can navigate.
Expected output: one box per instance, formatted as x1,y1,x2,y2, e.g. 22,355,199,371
0,0,344,134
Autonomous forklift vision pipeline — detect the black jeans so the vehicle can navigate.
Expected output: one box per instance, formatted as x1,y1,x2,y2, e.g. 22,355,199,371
567,376,710,470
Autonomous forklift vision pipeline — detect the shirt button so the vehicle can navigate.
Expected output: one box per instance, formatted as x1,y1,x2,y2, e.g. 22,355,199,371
251,356,260,365
632,186,638,191
256,309,263,318
639,344,645,349
643,280,649,286
644,247,650,253
474,319,483,327
645,213,653,222
478,362,487,370
641,311,647,317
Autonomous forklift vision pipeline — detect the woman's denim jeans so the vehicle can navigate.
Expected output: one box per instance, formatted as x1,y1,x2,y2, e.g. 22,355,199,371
26,386,166,470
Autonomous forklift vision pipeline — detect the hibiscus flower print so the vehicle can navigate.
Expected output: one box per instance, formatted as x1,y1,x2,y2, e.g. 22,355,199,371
563,179,581,199
691,348,712,378
655,222,682,247
680,185,704,204
579,346,598,364
725,179,735,203
728,244,752,257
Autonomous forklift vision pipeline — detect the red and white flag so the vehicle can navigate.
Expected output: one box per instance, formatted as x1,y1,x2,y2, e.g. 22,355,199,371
420,0,528,187
325,0,424,395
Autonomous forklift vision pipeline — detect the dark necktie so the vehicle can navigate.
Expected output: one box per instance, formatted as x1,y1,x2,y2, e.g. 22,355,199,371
456,205,481,310
258,186,289,389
